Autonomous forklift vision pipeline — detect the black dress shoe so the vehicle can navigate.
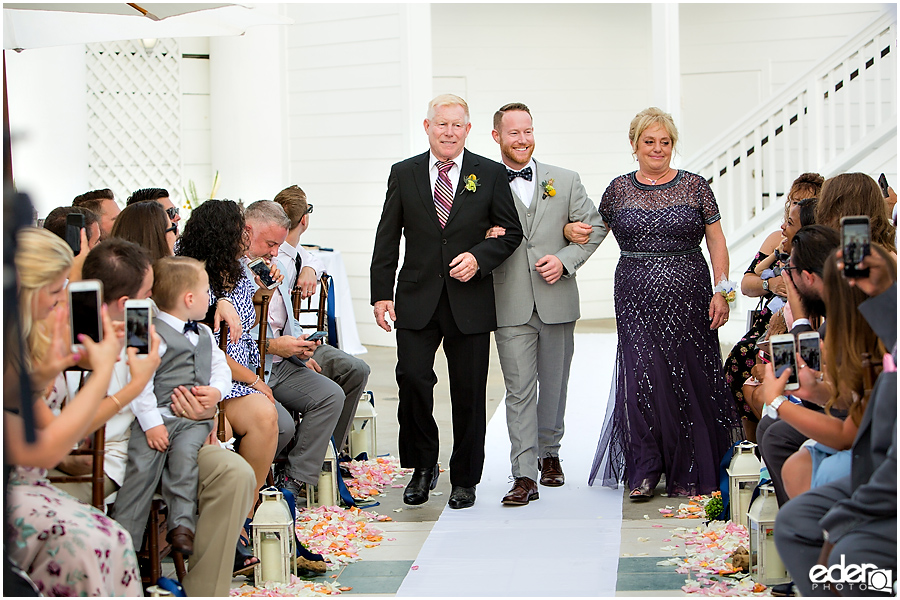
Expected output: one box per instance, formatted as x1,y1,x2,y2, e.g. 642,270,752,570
448,485,476,509
403,465,439,505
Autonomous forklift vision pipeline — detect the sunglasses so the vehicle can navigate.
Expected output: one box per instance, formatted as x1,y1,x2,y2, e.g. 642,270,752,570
165,206,179,220
165,223,178,235
305,203,314,215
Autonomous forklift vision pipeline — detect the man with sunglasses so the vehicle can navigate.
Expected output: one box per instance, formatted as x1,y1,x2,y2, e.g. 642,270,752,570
127,187,182,234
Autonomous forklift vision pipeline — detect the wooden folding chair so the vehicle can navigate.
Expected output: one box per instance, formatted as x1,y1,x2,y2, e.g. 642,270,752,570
292,274,331,335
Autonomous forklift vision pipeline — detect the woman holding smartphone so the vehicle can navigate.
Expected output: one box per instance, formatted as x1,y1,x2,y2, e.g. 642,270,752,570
5,227,143,596
758,246,895,498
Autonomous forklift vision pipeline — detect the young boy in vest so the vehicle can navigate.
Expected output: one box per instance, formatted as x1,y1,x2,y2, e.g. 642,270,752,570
112,256,232,555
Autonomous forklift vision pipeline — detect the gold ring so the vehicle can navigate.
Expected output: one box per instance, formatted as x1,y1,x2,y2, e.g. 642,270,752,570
182,410,187,417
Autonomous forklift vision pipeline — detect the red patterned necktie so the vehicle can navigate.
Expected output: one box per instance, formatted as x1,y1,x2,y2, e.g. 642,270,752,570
434,160,454,228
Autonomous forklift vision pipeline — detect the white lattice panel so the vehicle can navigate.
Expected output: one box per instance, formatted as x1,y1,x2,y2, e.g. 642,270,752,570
86,39,183,206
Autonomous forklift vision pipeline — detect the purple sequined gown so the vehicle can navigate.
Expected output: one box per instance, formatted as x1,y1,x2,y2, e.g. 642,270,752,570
589,171,740,496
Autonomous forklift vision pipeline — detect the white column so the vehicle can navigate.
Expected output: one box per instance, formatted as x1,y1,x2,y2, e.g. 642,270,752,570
399,3,432,157
651,3,681,126
209,6,288,202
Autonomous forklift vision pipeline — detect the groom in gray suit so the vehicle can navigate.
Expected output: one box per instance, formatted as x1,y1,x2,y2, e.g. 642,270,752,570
489,102,608,505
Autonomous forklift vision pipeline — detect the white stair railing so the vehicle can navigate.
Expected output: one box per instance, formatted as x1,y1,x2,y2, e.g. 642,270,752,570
682,12,896,254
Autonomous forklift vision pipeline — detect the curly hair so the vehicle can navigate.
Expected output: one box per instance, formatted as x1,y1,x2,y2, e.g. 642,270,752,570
175,199,247,299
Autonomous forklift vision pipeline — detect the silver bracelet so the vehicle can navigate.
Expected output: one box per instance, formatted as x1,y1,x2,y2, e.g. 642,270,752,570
217,297,234,305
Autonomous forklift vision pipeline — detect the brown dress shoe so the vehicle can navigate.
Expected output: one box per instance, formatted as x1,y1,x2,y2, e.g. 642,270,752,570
167,525,195,556
501,477,539,506
538,456,565,487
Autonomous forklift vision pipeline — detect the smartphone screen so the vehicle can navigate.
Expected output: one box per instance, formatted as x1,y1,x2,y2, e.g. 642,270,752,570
250,259,277,288
65,213,84,255
771,339,798,386
125,306,151,354
842,218,870,277
70,289,101,344
798,336,821,371
306,331,326,342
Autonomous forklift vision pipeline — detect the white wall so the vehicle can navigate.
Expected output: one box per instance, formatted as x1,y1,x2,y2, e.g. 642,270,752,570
6,45,88,216
281,3,432,347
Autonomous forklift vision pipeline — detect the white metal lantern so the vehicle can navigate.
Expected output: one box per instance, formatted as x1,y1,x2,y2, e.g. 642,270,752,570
748,484,790,585
252,489,297,584
349,391,378,459
307,442,339,508
727,441,760,529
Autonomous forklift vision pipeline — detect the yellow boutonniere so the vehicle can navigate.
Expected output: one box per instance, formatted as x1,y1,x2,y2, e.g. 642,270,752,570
541,179,556,199
465,174,480,193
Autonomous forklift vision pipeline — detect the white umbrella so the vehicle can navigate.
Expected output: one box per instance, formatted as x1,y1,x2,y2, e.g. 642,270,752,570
4,3,293,51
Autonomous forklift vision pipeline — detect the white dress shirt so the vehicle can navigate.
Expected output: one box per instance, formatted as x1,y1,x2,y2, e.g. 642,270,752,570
130,310,232,432
428,151,463,198
277,239,326,290
506,158,537,209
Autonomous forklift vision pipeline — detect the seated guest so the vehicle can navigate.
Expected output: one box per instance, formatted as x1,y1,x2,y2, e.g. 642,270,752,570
109,200,177,261
127,187,181,233
73,188,120,240
273,187,372,453
70,238,259,592
770,246,896,597
816,172,896,253
111,257,231,557
765,247,894,498
756,225,841,506
42,205,101,280
5,227,142,596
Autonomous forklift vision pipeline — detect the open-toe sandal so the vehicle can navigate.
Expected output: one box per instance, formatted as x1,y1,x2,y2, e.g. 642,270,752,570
233,540,260,577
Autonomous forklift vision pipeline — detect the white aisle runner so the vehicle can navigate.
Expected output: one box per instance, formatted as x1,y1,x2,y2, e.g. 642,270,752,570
397,333,622,597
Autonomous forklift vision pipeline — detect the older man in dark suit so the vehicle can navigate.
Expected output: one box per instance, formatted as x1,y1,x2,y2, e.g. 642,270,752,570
371,94,522,509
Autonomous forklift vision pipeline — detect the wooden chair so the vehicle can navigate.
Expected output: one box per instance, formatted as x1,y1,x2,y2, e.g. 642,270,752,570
292,274,331,335
252,293,271,378
47,369,106,510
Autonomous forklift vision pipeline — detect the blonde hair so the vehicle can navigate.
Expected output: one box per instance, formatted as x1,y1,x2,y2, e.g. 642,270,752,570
628,107,679,152
427,94,469,123
152,256,205,312
14,227,74,367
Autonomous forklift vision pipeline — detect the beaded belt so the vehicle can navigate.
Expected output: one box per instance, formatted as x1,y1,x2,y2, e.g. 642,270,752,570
620,247,701,258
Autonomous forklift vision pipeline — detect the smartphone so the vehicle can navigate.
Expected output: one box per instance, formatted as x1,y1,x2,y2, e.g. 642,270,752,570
797,331,821,371
878,173,889,198
124,299,152,355
68,279,103,349
841,216,871,278
305,330,327,342
65,212,85,255
248,257,279,289
770,333,799,390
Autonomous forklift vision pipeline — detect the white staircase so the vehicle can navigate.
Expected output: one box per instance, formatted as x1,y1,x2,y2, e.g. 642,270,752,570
681,12,897,344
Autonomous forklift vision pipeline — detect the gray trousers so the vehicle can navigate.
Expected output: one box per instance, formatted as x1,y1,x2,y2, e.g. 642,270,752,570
495,311,575,481
112,416,213,549
758,414,811,506
774,476,897,596
313,344,371,452
270,359,343,484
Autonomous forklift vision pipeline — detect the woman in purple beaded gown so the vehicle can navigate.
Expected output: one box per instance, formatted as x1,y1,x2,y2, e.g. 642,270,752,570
583,108,741,500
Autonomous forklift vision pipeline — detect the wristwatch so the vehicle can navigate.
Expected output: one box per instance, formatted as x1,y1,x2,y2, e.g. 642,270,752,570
762,279,770,292
769,395,788,413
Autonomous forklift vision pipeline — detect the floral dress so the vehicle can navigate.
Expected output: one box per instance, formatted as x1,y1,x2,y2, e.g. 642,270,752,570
215,273,261,399
5,392,142,597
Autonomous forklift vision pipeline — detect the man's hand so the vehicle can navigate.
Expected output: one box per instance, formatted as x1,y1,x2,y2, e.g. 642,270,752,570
535,255,564,284
564,221,592,244
485,226,506,239
295,266,318,299
374,300,396,332
171,385,217,421
125,325,161,389
305,357,322,373
449,252,479,282
252,259,284,290
191,385,222,410
214,299,242,344
145,425,169,452
268,336,315,359
781,269,808,321
836,247,893,298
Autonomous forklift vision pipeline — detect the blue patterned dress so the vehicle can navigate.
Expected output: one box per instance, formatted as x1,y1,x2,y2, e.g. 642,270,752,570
214,274,261,399
588,170,741,496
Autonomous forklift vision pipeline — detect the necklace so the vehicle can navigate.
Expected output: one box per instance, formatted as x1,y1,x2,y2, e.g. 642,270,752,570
639,168,670,185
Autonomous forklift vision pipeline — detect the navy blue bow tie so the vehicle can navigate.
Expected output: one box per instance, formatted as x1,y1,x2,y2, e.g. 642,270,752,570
183,320,199,334
507,166,533,182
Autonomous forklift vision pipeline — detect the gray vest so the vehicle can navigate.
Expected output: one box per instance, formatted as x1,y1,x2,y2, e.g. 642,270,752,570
153,318,212,408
